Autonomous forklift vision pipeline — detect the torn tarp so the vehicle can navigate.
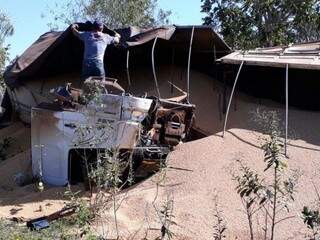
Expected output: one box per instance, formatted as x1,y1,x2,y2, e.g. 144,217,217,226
3,24,176,88
4,23,230,89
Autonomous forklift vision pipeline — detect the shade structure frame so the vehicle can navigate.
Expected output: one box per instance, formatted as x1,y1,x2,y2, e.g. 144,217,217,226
151,37,161,98
222,61,244,137
221,61,290,158
126,49,131,91
285,63,289,157
187,26,195,102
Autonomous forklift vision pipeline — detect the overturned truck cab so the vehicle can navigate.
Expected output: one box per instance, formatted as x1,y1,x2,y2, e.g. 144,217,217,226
31,78,195,186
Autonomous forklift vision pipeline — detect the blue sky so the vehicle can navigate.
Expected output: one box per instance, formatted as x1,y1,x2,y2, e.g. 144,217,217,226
1,0,204,60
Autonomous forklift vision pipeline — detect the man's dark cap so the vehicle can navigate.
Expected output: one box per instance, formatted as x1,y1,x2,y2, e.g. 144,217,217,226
93,20,104,29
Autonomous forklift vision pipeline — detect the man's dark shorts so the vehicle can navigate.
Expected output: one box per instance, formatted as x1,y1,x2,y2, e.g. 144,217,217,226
82,59,106,79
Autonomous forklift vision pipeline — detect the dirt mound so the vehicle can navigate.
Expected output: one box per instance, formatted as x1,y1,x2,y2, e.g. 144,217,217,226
97,93,320,239
99,126,319,239
0,91,320,239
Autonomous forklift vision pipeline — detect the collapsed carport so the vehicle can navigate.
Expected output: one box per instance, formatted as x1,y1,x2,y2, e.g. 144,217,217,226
2,23,230,134
218,42,320,155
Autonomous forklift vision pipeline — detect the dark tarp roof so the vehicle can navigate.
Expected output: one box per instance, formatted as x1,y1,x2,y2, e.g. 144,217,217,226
4,23,230,88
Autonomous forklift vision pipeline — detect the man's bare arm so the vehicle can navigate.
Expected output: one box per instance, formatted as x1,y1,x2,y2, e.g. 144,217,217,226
113,33,121,44
71,24,80,38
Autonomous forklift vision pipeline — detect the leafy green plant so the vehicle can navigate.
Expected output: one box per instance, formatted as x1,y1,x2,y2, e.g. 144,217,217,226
87,148,135,239
212,195,227,240
0,11,14,92
64,187,94,227
232,110,300,240
302,206,320,240
44,0,171,30
302,183,320,240
0,218,76,240
232,160,265,240
201,0,320,49
260,125,299,240
154,194,176,240
81,80,107,105
68,87,139,239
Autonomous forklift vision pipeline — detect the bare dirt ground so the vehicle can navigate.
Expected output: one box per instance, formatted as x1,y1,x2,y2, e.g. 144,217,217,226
0,88,320,239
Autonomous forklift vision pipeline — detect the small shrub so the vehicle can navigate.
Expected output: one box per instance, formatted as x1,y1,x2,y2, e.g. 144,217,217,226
64,187,95,227
302,206,320,240
232,109,300,240
232,160,264,240
155,194,176,240
212,194,227,240
0,218,75,240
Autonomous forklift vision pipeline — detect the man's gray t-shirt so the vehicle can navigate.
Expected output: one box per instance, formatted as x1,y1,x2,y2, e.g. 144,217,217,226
79,32,115,61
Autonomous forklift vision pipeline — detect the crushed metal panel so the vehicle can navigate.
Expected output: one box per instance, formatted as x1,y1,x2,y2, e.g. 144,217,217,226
122,95,153,121
115,121,140,149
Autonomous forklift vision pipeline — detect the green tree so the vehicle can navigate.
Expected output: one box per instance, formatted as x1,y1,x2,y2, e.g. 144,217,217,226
45,0,171,30
201,0,320,49
0,11,14,91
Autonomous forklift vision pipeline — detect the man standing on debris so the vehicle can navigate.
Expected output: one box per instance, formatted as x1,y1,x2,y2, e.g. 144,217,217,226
71,21,121,79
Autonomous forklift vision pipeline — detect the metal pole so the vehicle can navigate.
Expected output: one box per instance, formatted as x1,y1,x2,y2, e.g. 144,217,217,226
223,61,244,137
285,64,289,157
152,37,161,98
126,50,131,90
187,26,195,102
213,44,217,63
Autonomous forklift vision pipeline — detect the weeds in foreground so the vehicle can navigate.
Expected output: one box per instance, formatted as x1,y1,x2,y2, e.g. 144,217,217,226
232,160,264,240
302,183,320,240
151,157,177,240
156,194,176,240
0,218,82,240
64,187,95,229
70,93,137,239
232,110,300,240
302,206,320,240
212,194,227,240
89,149,135,239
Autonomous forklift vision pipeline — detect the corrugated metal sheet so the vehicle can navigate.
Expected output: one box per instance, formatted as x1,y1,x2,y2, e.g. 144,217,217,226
219,42,320,70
